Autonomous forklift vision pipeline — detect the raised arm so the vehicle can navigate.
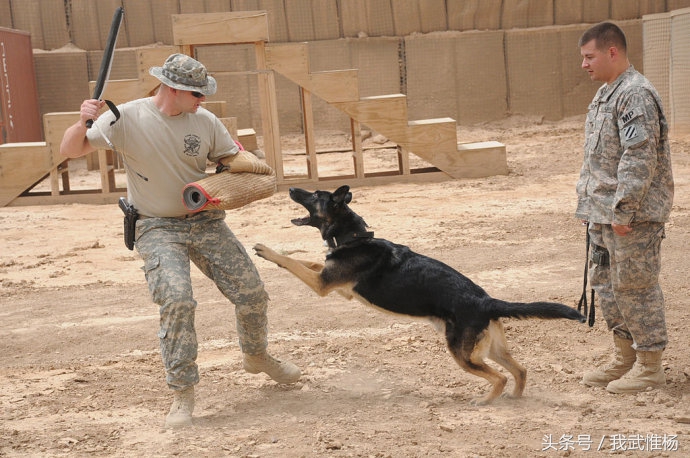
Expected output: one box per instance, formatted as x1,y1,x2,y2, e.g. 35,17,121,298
59,99,106,158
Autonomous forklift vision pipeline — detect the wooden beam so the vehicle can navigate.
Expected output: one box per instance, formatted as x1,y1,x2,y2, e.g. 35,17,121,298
309,70,359,103
0,142,49,206
276,170,452,191
350,119,364,178
255,41,283,181
300,88,318,180
172,11,269,45
332,94,409,134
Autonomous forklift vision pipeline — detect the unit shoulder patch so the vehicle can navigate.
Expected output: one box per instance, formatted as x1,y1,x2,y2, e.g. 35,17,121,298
618,107,648,148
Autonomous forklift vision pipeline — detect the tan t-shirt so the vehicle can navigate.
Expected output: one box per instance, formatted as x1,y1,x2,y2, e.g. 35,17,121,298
87,98,238,217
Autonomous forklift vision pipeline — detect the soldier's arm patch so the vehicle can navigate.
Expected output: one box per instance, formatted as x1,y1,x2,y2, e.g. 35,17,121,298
618,107,648,149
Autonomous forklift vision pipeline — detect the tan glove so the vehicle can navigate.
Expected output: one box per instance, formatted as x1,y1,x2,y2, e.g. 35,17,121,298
220,150,274,175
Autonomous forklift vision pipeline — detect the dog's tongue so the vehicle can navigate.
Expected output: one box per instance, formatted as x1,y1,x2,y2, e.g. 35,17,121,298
291,216,310,226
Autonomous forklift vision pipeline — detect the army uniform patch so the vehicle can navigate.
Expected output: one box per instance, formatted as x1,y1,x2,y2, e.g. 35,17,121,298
619,107,647,148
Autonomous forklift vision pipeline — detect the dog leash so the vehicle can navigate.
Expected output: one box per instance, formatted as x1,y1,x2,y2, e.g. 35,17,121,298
577,226,596,327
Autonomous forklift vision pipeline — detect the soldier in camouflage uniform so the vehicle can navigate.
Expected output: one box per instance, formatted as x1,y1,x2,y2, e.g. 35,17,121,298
576,23,674,394
60,54,301,428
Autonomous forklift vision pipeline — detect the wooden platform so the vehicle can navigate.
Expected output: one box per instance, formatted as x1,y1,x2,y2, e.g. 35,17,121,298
1,11,507,208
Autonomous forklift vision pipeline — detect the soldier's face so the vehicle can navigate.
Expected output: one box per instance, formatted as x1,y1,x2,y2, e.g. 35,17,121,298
176,89,205,113
580,39,614,84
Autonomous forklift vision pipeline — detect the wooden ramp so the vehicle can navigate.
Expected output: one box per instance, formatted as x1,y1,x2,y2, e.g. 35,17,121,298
0,46,179,208
264,41,508,187
1,11,507,208
171,11,507,189
0,112,127,207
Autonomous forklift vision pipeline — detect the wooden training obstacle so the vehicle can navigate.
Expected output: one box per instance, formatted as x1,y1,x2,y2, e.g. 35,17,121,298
0,10,507,207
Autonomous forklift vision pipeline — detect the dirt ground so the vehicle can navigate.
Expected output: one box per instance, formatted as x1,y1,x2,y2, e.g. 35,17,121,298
1,116,689,457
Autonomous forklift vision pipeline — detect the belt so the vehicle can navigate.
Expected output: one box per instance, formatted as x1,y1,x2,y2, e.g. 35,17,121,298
139,212,203,220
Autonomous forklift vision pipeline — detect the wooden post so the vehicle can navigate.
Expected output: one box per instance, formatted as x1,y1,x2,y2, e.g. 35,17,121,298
300,87,318,180
350,119,364,178
255,41,283,181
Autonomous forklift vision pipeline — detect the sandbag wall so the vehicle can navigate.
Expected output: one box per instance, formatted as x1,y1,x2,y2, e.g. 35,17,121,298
0,0,685,134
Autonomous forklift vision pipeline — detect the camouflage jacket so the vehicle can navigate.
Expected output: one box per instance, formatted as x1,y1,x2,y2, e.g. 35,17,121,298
575,66,674,225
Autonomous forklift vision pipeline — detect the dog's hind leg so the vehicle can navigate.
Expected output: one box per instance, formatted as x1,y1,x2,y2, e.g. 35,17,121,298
446,326,508,405
486,320,527,398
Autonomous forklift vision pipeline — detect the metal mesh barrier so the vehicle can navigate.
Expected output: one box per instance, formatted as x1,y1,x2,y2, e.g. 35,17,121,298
644,8,690,135
671,9,690,134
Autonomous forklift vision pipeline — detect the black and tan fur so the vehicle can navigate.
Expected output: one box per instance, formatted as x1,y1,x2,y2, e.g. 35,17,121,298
254,186,585,404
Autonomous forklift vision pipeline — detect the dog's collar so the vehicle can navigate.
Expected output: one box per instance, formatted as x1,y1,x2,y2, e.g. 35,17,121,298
329,231,374,247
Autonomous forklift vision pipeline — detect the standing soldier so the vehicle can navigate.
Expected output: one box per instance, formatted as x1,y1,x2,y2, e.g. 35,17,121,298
576,22,674,393
60,54,301,428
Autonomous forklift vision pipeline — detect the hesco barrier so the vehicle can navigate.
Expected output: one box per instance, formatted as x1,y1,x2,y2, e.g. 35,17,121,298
1,0,688,133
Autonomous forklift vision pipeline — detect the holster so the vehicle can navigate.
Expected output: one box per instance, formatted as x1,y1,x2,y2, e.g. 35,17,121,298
118,197,138,250
590,243,610,266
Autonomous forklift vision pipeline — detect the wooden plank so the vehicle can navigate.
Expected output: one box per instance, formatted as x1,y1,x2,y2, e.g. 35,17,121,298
351,119,364,178
402,118,457,156
44,113,80,167
237,128,258,151
265,43,310,77
172,11,268,45
398,146,410,175
255,41,283,180
7,192,124,207
0,142,49,206
309,70,359,103
452,141,509,178
98,149,112,193
300,88,319,179
276,170,452,192
137,46,179,82
202,101,228,117
332,94,409,135
89,78,162,106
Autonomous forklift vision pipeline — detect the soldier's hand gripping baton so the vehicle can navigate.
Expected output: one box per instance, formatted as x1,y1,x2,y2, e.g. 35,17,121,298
86,7,124,128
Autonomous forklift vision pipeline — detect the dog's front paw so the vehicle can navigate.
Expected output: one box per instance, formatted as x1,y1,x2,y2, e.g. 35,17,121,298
253,243,277,261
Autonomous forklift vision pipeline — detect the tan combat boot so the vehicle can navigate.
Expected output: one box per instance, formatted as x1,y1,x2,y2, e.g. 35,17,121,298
165,386,195,428
243,352,301,384
582,335,636,387
606,350,665,394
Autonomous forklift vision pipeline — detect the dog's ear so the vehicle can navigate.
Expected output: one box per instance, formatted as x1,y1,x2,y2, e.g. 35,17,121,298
332,185,352,205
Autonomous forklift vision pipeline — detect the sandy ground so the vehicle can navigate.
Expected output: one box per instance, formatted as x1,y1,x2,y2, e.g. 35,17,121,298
1,116,689,457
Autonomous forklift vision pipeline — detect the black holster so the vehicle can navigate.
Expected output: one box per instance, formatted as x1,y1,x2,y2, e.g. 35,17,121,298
118,197,138,250
590,244,610,266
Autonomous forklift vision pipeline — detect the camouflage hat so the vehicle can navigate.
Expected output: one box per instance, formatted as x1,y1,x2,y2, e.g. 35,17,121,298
149,53,217,96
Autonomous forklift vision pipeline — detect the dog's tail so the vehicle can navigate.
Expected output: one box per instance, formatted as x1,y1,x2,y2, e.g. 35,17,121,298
483,298,586,323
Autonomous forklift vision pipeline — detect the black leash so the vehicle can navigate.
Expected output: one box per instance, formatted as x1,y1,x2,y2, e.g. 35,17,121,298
577,227,596,326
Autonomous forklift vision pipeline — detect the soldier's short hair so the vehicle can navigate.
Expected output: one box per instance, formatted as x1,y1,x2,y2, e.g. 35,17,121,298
579,22,627,53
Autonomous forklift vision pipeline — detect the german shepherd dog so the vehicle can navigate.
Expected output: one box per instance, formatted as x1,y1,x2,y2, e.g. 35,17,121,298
254,185,585,404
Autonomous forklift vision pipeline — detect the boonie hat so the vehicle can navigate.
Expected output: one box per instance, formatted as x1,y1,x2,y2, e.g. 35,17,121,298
149,53,217,96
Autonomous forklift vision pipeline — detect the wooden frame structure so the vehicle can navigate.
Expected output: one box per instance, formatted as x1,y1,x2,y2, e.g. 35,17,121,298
1,11,507,207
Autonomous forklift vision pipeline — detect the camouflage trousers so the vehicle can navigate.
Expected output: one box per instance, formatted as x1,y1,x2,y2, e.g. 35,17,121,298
588,222,667,351
135,210,270,389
